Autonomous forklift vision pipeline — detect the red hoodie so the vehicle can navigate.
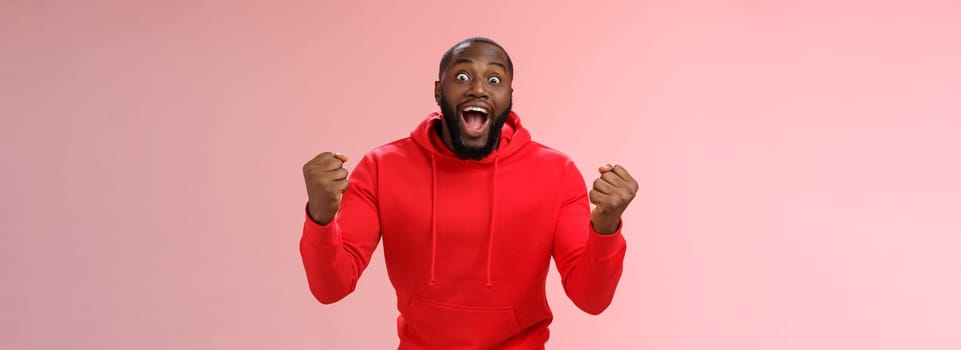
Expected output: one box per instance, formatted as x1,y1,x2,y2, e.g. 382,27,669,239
300,111,627,349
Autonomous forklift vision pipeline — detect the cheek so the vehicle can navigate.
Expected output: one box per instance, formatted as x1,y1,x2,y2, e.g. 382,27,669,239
442,85,463,100
439,87,454,102
495,90,512,109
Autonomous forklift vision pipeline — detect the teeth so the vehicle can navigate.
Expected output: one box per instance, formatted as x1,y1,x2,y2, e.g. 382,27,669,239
462,106,488,114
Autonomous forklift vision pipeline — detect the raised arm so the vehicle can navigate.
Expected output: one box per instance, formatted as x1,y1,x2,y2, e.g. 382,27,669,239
300,152,382,304
552,161,636,314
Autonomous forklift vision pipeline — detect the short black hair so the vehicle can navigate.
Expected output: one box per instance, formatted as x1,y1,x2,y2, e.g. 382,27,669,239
438,37,514,79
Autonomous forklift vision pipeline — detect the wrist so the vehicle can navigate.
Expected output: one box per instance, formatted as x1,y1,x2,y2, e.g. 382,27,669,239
306,203,334,225
591,209,623,234
591,219,620,235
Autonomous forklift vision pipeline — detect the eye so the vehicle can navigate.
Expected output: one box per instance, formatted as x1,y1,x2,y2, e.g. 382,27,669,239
455,73,469,81
488,76,502,84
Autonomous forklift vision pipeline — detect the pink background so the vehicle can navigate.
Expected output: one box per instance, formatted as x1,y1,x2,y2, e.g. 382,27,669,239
3,1,960,349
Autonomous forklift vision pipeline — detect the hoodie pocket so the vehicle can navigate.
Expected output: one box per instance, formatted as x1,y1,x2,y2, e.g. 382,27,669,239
405,295,521,348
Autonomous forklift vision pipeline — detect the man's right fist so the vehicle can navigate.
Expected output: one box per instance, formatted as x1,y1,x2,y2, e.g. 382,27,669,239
303,152,349,225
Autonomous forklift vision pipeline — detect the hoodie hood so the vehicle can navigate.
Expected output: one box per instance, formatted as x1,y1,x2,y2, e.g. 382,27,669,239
410,110,531,289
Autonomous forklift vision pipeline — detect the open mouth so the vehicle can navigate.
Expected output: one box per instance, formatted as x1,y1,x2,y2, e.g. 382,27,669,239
459,105,491,139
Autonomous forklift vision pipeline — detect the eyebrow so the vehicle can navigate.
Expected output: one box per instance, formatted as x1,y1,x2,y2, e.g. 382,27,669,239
452,58,508,72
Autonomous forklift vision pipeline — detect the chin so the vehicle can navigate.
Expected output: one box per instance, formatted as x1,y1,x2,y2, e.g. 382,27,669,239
460,137,488,149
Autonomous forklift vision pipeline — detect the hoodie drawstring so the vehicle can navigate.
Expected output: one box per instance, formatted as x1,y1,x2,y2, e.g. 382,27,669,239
427,153,500,290
485,156,499,289
429,153,438,286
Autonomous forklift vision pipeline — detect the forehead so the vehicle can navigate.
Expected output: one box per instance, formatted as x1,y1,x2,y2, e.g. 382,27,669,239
448,42,508,68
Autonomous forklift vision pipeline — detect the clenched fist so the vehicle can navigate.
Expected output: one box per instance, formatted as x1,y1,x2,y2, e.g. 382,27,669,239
589,164,638,234
303,152,350,225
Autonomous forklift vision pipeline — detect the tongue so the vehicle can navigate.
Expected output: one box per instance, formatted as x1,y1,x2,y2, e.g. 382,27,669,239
464,112,486,130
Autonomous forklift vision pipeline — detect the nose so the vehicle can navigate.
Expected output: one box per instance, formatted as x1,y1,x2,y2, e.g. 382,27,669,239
467,79,489,99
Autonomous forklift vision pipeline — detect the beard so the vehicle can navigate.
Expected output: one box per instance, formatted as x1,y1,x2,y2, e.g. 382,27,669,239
437,91,512,160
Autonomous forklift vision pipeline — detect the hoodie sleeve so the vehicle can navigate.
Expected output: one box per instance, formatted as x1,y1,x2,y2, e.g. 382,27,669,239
552,159,627,315
300,154,381,304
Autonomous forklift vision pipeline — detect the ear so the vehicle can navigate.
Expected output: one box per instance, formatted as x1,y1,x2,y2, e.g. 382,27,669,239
434,81,441,105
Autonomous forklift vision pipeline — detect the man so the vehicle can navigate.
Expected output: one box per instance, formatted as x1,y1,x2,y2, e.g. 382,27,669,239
300,37,638,349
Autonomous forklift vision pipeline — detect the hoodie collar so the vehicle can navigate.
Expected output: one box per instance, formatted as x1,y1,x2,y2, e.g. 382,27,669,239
411,110,530,163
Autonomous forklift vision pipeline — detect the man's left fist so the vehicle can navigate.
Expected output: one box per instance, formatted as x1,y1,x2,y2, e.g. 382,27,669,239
589,164,638,234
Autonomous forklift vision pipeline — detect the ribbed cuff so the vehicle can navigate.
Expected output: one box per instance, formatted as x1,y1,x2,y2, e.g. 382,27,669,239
303,203,340,246
586,220,627,259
